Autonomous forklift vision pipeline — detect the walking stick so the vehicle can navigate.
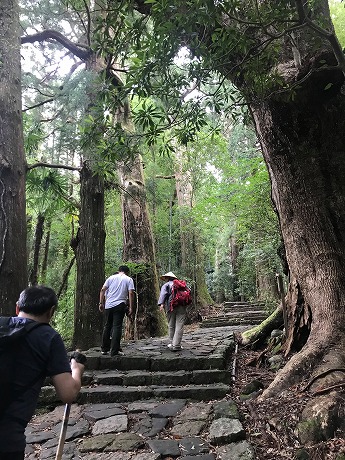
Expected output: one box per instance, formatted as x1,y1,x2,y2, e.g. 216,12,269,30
55,351,86,460
55,403,71,460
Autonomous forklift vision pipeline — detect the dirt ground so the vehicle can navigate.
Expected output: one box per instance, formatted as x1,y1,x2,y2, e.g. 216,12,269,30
232,343,345,460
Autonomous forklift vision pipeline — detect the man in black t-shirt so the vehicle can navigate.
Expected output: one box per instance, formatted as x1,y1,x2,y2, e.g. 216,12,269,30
0,286,85,460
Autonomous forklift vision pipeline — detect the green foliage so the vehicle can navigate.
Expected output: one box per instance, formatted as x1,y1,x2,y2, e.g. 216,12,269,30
52,279,76,345
20,0,285,323
141,114,280,302
188,121,280,301
143,148,181,272
329,0,345,47
104,190,123,277
26,168,75,215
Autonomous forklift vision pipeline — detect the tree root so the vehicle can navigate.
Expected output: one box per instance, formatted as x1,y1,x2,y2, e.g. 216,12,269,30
241,305,283,349
259,336,344,399
311,381,345,396
302,368,345,392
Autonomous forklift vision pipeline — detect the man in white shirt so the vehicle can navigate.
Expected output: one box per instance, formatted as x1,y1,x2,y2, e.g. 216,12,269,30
99,265,135,356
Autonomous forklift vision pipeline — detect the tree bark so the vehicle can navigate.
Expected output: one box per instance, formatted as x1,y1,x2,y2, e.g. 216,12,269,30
252,92,345,396
57,256,75,299
255,262,279,302
73,163,105,349
120,154,163,339
221,1,345,397
71,4,107,350
0,0,27,314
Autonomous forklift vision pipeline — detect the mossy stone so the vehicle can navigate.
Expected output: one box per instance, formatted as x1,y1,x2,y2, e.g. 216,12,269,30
297,418,325,445
294,448,310,459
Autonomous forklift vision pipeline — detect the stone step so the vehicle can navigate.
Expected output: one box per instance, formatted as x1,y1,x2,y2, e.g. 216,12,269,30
223,304,267,312
39,371,232,407
84,341,235,373
201,315,267,325
200,318,263,328
77,383,231,404
84,368,232,387
224,301,266,307
224,311,268,318
86,352,229,372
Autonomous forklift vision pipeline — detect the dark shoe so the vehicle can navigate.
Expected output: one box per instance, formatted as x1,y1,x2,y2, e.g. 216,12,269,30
171,346,182,352
111,351,124,356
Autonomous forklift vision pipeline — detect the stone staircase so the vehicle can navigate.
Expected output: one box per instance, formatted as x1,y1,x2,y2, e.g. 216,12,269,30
31,322,262,459
199,301,269,329
40,327,244,406
40,305,268,407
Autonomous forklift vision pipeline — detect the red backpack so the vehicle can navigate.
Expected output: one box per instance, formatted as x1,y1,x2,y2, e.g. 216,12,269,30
169,279,192,311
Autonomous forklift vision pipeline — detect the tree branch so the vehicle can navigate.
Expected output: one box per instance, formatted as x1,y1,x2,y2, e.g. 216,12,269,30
295,0,345,75
57,256,76,299
23,97,55,112
27,162,81,172
156,175,175,179
21,30,92,61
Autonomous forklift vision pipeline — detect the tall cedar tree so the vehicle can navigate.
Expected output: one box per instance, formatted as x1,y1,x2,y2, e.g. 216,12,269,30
0,0,27,313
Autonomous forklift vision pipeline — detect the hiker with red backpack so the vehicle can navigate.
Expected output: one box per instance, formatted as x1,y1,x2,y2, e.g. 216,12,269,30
158,271,192,352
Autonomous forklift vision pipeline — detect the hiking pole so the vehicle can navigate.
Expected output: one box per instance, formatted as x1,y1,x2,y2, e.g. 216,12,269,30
55,351,87,460
55,403,71,460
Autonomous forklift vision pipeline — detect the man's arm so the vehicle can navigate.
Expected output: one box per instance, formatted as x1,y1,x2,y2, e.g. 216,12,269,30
99,285,107,312
128,289,135,316
158,282,169,311
51,359,84,404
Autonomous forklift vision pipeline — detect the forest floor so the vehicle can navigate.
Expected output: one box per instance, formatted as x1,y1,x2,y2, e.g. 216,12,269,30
231,341,345,460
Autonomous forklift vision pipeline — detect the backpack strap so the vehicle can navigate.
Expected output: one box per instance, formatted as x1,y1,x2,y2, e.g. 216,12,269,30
0,317,45,331
23,320,45,332
0,317,10,326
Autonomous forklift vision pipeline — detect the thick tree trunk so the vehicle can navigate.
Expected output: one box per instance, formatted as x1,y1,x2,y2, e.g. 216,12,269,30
229,236,240,301
72,35,107,349
213,1,345,398
73,163,105,349
0,0,27,314
213,248,226,303
255,262,279,302
120,154,163,338
251,78,345,397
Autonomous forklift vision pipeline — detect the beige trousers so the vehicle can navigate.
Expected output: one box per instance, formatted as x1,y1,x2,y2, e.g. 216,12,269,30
167,305,186,349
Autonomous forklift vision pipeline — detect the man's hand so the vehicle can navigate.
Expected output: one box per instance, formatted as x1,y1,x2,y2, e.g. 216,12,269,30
70,357,85,376
159,304,165,312
126,308,134,320
99,302,104,312
69,351,86,380
69,351,87,365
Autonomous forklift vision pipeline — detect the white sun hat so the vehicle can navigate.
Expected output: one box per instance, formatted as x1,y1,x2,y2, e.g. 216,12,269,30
161,271,178,280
